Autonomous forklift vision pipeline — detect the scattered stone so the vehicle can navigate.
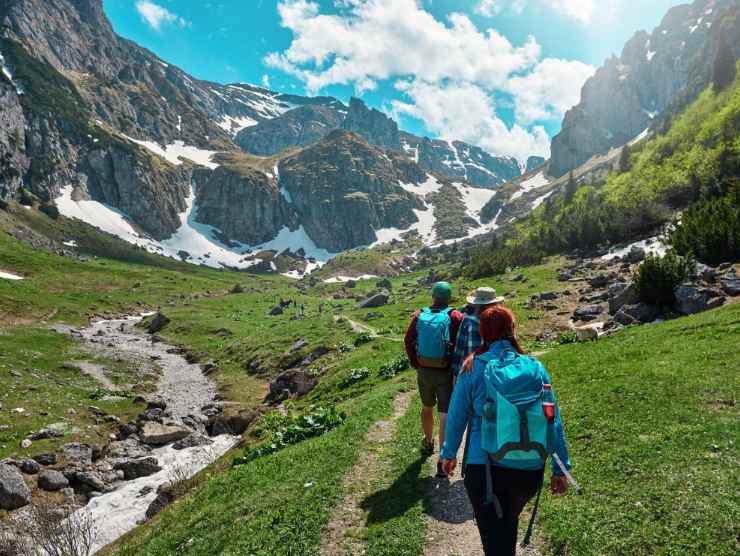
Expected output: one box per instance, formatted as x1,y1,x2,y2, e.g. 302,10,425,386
229,284,245,294
720,275,740,296
201,361,219,375
269,305,284,316
289,339,309,353
615,303,660,325
207,411,258,436
63,443,93,465
674,286,725,315
269,370,318,398
608,282,638,315
300,346,331,367
114,457,162,480
0,464,31,510
558,271,572,282
588,274,611,288
37,469,69,492
139,408,164,423
538,292,558,301
511,274,527,282
626,246,646,263
19,459,40,475
172,434,213,450
147,312,170,334
146,397,167,411
33,453,57,466
357,292,389,309
145,484,175,520
573,305,604,321
20,439,32,449
140,423,191,446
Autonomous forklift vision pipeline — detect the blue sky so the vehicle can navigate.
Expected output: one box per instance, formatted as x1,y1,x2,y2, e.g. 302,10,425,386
103,0,682,160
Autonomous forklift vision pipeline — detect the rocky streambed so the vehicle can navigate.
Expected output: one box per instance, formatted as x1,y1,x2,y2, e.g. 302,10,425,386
0,314,242,554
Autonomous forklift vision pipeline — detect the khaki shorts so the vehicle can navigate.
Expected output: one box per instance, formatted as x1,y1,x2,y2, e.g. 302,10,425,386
417,367,453,413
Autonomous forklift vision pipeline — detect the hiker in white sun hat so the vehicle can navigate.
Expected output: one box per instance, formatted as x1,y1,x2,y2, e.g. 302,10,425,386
450,287,505,381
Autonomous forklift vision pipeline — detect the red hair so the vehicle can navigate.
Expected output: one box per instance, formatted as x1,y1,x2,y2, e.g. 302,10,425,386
462,306,525,372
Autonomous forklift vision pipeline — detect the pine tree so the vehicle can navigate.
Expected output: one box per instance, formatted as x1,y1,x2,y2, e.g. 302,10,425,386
618,146,630,173
564,171,577,202
713,27,737,92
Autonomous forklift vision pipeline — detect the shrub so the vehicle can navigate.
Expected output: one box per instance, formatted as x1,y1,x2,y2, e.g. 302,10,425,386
353,332,373,347
379,355,410,378
337,340,355,353
39,201,60,219
669,189,740,265
339,367,371,388
557,331,578,345
634,252,696,307
19,187,36,207
233,405,345,466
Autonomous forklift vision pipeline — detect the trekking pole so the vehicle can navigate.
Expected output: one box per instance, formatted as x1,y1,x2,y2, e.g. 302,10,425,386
552,453,583,495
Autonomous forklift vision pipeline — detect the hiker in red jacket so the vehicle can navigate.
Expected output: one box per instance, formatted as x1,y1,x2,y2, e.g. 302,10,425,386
405,281,464,478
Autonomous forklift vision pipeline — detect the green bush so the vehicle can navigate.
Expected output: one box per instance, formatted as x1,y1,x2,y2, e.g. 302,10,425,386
669,187,740,265
354,332,373,347
337,340,355,353
233,405,345,466
634,252,696,307
339,367,371,388
379,355,410,378
19,187,36,207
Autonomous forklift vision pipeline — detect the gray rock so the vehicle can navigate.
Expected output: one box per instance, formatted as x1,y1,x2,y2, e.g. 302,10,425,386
588,274,611,288
269,371,318,398
573,305,604,321
114,457,162,480
207,412,257,436
357,292,389,309
538,292,559,301
720,275,740,296
145,486,176,520
63,443,93,465
37,469,69,492
147,312,170,334
608,282,638,315
140,423,191,446
289,339,309,353
172,434,214,450
0,464,31,510
32,453,57,466
146,397,167,411
269,305,284,316
19,459,40,475
674,286,725,315
615,303,660,325
376,278,393,291
626,246,646,264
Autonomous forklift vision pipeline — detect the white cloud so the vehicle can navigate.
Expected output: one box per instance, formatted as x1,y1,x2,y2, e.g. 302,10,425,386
474,0,501,17
391,80,550,161
507,58,595,124
261,74,271,89
543,0,595,24
267,0,593,162
135,1,191,32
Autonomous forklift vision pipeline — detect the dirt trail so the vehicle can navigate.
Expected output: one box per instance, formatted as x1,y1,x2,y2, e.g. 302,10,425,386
335,314,404,343
320,389,415,555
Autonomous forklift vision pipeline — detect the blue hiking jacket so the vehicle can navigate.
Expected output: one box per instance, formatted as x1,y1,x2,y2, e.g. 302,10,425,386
440,340,572,476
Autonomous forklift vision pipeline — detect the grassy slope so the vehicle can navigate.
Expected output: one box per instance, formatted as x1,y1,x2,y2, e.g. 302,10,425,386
539,304,739,555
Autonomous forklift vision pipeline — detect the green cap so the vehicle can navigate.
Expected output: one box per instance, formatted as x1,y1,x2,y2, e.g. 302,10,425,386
431,281,452,302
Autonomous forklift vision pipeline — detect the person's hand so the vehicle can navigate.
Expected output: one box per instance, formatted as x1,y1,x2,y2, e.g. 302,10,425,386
460,354,475,375
442,458,457,477
550,475,568,495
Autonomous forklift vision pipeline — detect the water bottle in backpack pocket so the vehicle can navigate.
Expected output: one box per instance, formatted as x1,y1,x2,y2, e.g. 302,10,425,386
416,307,453,368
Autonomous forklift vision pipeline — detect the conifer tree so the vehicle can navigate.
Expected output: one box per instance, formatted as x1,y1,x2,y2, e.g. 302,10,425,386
564,171,577,202
618,146,630,173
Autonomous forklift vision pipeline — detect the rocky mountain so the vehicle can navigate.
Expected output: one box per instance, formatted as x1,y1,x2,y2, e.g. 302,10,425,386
525,156,546,173
340,97,402,151
550,0,739,178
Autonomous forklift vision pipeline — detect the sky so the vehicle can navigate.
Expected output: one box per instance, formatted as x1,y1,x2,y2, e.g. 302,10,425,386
103,0,683,161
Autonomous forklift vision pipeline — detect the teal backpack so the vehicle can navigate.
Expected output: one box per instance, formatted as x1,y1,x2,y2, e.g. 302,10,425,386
474,348,558,537
415,307,453,368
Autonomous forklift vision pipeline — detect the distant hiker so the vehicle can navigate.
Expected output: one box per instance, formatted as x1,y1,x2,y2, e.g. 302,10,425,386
451,287,505,383
441,306,571,556
404,281,464,478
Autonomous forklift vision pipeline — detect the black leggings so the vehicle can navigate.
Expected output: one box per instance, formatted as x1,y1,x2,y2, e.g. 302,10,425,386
463,464,544,556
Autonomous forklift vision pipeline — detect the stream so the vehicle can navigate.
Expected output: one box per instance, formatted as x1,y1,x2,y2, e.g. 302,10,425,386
57,314,239,554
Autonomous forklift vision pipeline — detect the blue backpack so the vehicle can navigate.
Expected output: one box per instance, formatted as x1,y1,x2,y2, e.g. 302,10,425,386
415,307,453,368
474,348,558,526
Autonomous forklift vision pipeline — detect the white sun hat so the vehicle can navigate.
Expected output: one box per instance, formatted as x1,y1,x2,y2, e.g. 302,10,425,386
466,286,505,306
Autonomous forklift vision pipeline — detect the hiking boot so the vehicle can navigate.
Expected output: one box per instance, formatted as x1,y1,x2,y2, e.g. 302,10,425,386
436,460,448,479
420,438,434,457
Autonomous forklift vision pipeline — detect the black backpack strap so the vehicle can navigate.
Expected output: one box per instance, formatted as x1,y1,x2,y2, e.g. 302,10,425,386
484,457,504,519
461,417,471,478
521,482,543,547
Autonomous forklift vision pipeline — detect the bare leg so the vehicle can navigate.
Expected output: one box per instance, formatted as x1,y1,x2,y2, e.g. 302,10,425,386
438,412,447,449
421,405,435,443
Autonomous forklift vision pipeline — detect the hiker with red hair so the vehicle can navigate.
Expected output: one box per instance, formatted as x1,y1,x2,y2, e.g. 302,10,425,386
440,306,572,556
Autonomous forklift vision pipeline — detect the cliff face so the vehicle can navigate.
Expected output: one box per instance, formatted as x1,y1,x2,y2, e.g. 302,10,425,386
279,130,425,251
0,71,27,199
550,0,738,178
193,166,293,247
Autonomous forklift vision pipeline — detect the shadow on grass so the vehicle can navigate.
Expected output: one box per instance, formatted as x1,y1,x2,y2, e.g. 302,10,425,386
361,455,432,524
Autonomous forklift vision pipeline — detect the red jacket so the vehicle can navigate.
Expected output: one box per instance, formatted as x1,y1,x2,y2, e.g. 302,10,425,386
404,306,464,370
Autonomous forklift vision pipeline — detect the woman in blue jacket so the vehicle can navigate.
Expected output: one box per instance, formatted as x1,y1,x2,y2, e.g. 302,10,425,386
440,306,571,556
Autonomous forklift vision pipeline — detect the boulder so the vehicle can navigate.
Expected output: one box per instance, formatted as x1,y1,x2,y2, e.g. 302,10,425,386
357,292,389,309
269,370,318,398
558,272,573,282
720,275,740,296
139,408,164,423
573,305,603,321
32,453,57,466
608,282,638,315
615,303,660,325
0,464,31,510
19,459,40,475
63,443,93,465
626,246,646,264
147,312,170,334
289,339,309,353
66,471,106,492
300,346,331,367
376,278,393,290
37,469,69,492
538,292,559,301
140,423,191,446
588,274,611,288
674,286,725,316
145,484,176,520
146,397,167,411
269,305,284,316
207,411,258,436
172,434,213,451
114,457,162,480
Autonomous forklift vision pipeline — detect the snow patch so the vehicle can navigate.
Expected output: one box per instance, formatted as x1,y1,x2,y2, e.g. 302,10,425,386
510,172,550,201
397,175,444,196
531,190,555,210
0,270,23,281
601,236,667,261
323,274,378,284
216,115,259,135
125,137,219,170
0,51,24,95
646,50,656,62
